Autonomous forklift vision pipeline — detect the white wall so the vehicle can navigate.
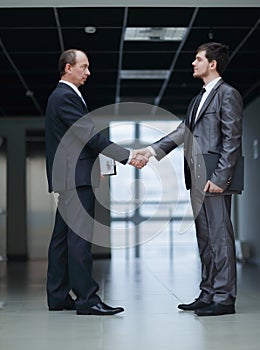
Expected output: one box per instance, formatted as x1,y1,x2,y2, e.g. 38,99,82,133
238,97,260,264
0,148,7,260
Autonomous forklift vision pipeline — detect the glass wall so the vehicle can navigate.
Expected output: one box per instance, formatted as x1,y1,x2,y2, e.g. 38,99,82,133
109,121,195,255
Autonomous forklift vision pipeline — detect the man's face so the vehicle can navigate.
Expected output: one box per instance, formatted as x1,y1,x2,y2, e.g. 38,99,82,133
68,51,90,87
192,50,211,80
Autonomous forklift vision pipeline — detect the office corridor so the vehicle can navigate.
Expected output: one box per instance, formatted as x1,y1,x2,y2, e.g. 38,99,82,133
0,241,260,350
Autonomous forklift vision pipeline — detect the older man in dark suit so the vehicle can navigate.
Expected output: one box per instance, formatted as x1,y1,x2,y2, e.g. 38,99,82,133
45,49,146,316
133,42,243,316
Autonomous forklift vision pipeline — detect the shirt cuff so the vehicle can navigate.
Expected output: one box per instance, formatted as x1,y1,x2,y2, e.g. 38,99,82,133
127,150,133,164
147,146,157,157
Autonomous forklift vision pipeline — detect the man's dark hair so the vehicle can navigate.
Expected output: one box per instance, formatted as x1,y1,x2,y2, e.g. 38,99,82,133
197,42,229,75
58,49,78,77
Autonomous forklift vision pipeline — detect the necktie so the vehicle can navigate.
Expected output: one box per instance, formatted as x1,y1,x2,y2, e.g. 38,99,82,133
190,88,206,130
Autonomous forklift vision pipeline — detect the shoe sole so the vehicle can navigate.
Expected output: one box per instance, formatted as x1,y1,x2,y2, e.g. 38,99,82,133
76,310,123,316
195,310,235,316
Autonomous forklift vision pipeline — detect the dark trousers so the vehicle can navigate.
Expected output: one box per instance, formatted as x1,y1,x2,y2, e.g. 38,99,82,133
190,189,237,305
47,186,101,310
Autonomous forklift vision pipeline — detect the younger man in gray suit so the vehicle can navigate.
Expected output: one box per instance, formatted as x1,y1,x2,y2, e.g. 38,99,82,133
133,42,243,316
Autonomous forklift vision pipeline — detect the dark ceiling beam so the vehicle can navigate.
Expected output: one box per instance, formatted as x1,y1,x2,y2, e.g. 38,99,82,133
115,7,128,106
229,16,260,63
152,7,199,114
243,81,260,100
53,7,64,53
0,37,43,116
229,16,260,101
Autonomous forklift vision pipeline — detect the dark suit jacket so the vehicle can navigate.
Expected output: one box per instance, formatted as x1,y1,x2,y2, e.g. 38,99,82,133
45,82,130,193
151,79,243,194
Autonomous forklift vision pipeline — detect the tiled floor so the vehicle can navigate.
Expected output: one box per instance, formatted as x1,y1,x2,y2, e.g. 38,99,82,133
0,241,260,350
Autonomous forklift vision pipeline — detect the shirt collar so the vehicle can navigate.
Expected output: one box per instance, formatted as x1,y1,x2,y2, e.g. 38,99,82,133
204,76,222,93
59,80,82,99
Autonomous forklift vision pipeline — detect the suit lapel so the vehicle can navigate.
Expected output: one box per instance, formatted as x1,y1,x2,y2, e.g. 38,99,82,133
185,96,197,128
194,79,224,126
57,82,88,111
80,97,87,111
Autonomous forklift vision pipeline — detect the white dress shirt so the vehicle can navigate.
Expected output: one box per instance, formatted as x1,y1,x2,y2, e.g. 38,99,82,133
195,76,222,120
59,80,86,105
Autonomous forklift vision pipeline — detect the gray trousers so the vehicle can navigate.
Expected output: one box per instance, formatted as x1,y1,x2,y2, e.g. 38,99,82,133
190,189,237,305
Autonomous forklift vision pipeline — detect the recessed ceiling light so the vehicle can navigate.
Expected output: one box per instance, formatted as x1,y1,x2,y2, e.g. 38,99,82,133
84,26,96,34
120,70,170,80
124,27,187,41
25,90,34,97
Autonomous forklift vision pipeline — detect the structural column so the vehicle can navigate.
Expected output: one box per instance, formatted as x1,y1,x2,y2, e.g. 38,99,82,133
7,128,27,260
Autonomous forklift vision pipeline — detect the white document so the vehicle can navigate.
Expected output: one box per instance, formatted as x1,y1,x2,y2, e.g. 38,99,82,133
99,154,117,176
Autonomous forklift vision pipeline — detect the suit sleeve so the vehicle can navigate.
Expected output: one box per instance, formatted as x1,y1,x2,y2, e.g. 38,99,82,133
58,92,130,164
150,120,185,160
210,87,243,189
87,133,130,164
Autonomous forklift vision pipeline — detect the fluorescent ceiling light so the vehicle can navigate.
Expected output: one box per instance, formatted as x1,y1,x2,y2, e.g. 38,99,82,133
120,70,170,80
124,27,187,41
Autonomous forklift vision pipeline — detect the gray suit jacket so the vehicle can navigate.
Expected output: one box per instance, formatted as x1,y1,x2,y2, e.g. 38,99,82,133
151,79,243,194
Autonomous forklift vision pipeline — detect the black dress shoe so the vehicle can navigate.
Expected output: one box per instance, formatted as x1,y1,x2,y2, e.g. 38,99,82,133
178,299,210,311
77,302,124,316
195,301,235,316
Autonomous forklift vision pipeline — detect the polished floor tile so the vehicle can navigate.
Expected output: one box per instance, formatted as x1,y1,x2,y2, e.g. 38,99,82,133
0,241,260,350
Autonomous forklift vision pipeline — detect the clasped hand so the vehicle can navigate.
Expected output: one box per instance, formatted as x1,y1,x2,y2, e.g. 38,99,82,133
130,148,153,169
204,180,224,193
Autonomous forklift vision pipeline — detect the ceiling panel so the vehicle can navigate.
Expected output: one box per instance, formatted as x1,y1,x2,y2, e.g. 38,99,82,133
59,7,125,27
63,28,122,51
0,8,56,27
122,52,173,69
127,7,194,26
1,29,59,52
0,6,259,118
194,7,260,26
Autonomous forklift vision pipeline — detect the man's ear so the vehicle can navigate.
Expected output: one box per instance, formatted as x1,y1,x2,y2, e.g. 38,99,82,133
210,60,217,70
64,63,71,74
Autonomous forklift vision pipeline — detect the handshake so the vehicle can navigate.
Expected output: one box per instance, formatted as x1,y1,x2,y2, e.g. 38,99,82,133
129,148,154,169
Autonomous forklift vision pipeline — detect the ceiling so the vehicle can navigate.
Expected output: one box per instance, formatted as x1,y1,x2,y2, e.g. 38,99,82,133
0,7,259,119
